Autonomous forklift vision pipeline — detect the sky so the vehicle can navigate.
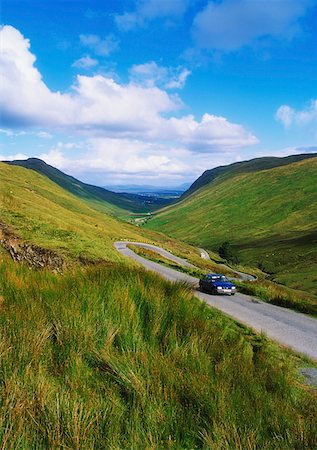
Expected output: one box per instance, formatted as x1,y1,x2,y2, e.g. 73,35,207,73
1,0,317,187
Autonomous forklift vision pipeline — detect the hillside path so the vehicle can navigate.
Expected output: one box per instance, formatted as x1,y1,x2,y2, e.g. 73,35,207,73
115,241,317,361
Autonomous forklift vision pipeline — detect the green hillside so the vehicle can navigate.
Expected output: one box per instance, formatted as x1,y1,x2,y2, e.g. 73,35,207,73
1,159,317,448
0,162,154,262
182,153,317,199
0,162,223,266
5,158,170,216
146,157,317,294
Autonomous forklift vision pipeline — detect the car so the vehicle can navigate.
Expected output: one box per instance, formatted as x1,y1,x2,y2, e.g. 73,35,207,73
199,273,236,295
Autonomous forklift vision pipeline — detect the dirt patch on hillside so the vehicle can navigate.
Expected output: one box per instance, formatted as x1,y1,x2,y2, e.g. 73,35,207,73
0,221,66,272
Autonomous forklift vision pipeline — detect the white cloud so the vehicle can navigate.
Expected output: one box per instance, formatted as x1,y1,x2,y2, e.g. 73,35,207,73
0,25,260,184
275,105,295,127
115,0,189,31
39,138,192,184
72,55,98,69
0,128,53,139
0,152,29,161
79,33,119,57
193,0,313,51
276,100,317,127
36,131,53,139
0,25,258,154
165,69,191,89
130,61,191,89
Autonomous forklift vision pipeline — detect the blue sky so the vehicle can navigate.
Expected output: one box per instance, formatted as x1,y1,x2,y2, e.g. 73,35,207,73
1,0,317,186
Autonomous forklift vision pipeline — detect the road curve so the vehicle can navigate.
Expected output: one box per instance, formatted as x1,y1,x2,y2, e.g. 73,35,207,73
115,241,317,361
199,247,256,281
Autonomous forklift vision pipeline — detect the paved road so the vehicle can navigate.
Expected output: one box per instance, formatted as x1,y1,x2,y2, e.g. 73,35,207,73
199,247,256,281
115,241,317,361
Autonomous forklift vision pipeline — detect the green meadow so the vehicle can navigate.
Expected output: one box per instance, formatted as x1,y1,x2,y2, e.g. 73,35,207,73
146,158,317,294
0,255,316,449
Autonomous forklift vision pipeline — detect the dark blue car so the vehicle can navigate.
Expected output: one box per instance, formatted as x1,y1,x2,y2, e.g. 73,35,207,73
199,273,236,295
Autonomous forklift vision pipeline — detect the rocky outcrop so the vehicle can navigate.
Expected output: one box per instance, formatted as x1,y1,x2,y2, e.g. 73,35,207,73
0,221,66,272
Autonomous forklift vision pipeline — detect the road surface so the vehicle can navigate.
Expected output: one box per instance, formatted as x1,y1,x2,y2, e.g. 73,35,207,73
199,247,256,281
115,242,317,361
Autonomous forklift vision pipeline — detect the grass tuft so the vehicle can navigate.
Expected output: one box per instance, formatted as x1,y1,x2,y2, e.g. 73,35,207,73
0,256,316,448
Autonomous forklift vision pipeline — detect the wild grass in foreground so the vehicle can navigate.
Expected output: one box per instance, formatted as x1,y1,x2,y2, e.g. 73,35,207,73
0,257,316,449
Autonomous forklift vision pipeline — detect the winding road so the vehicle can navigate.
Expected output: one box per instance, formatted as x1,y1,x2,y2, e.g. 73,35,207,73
115,242,317,361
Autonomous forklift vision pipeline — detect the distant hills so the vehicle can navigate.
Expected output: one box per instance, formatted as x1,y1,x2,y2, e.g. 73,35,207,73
4,158,174,215
146,153,317,293
104,183,191,195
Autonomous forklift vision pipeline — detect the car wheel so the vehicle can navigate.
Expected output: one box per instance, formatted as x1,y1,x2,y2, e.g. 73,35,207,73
231,293,235,296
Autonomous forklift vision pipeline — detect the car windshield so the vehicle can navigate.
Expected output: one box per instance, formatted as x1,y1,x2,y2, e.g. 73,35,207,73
208,275,230,282
220,276,230,282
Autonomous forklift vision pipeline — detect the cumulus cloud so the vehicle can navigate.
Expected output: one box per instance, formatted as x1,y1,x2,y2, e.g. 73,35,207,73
193,0,313,51
39,138,192,185
0,25,257,154
72,55,98,69
0,25,260,183
276,100,317,127
0,152,29,161
115,0,189,31
79,33,119,56
130,61,190,89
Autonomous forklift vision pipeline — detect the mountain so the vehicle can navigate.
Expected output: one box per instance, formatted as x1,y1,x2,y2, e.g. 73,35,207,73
0,161,154,261
146,155,317,294
182,153,317,199
4,158,173,215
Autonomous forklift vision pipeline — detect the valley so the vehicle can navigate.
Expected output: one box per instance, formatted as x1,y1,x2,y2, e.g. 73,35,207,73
146,154,317,295
2,3,317,447
0,155,316,448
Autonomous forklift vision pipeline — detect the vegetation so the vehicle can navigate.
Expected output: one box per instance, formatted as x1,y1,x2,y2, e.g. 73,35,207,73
218,241,240,265
1,157,317,447
128,245,317,316
0,254,316,449
0,162,157,262
182,153,317,199
147,158,317,294
5,158,173,215
127,244,203,278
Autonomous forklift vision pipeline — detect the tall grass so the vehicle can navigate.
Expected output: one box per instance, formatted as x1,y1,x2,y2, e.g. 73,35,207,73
235,279,317,316
0,256,316,448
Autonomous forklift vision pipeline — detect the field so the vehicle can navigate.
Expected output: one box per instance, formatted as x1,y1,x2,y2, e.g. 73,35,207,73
146,158,317,294
0,253,316,449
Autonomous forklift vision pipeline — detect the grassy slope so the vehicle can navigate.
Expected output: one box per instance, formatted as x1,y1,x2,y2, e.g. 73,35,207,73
182,153,317,199
1,162,250,269
5,158,166,216
0,162,154,262
1,162,317,447
0,255,316,449
146,158,317,294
